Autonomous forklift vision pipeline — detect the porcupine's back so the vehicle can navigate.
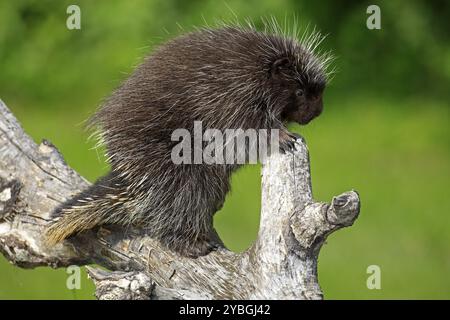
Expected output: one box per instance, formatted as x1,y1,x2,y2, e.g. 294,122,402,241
45,26,305,247
93,27,299,175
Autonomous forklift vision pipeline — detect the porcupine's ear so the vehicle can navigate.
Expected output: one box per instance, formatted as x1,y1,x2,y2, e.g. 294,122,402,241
270,57,290,79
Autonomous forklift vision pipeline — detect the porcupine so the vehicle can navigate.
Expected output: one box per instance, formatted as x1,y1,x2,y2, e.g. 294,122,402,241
45,22,333,257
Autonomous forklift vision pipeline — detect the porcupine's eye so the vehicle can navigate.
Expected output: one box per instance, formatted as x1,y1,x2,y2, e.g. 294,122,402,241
295,89,304,97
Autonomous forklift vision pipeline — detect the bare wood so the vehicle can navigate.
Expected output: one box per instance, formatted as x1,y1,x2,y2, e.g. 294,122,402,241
0,99,360,300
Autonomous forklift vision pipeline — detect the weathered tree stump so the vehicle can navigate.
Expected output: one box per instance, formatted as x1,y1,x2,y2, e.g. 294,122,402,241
0,99,360,299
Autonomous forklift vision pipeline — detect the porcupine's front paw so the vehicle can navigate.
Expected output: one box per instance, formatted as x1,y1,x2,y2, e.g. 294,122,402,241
279,130,301,154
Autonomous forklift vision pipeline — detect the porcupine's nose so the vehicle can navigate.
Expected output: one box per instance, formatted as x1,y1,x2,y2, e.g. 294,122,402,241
312,95,323,118
302,95,323,124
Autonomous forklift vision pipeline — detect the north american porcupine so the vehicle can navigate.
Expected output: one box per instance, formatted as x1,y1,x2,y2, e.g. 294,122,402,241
45,22,333,257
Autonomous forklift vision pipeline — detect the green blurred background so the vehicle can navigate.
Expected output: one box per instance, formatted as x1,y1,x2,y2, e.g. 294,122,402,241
0,0,449,299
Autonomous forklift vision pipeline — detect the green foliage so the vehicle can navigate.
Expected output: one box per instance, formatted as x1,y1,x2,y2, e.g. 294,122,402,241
0,0,448,299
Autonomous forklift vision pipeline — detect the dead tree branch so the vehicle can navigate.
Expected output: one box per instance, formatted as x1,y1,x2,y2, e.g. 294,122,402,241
0,99,360,299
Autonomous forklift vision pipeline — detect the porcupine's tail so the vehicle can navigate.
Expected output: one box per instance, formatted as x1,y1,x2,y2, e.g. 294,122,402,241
44,171,127,245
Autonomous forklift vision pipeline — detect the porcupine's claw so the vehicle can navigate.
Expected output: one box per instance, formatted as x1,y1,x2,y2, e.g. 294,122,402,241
279,131,301,154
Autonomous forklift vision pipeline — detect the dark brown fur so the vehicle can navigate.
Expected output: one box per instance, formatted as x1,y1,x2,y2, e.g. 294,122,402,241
45,26,330,256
